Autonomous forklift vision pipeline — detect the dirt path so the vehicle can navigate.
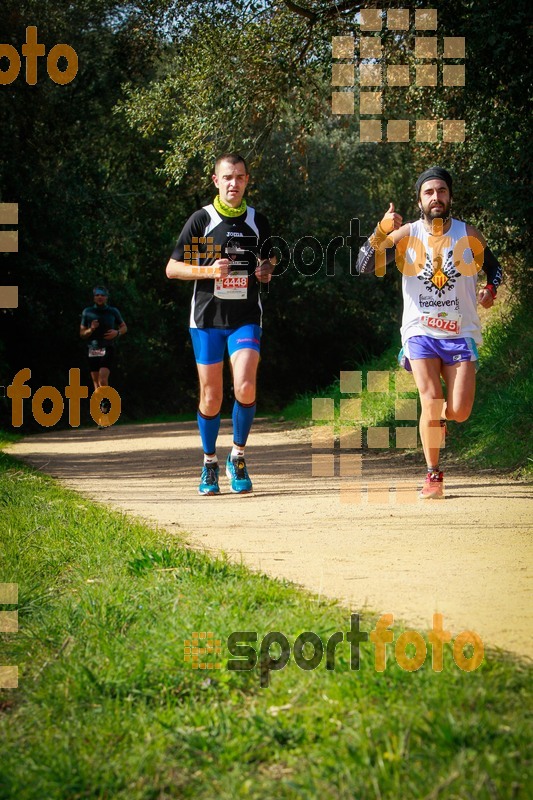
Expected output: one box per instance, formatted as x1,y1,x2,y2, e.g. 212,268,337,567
8,420,532,659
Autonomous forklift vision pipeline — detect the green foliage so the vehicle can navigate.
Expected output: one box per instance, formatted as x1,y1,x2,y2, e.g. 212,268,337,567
251,121,408,404
452,298,533,476
119,2,331,185
0,430,22,449
282,341,402,424
283,296,533,475
1,0,530,425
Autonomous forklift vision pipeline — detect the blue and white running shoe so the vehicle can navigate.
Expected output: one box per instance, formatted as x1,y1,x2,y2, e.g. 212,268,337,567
198,463,220,495
226,454,253,494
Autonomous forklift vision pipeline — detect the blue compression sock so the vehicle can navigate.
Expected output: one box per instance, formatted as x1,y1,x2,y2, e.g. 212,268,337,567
232,400,256,448
197,409,220,456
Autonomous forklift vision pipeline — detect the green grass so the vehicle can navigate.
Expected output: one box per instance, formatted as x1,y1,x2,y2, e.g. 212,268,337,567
0,430,22,450
451,300,533,477
282,298,532,477
0,450,531,799
282,343,405,425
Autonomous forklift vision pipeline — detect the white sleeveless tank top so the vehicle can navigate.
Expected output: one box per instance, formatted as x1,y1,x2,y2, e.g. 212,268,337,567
400,218,482,345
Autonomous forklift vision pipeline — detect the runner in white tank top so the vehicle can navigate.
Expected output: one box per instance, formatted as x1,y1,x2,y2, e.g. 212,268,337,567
358,167,503,499
400,217,482,346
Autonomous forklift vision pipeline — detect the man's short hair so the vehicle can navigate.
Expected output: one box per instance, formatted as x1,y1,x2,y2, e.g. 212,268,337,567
214,153,248,174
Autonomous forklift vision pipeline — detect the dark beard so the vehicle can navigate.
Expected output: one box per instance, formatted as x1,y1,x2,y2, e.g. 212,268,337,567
423,202,451,221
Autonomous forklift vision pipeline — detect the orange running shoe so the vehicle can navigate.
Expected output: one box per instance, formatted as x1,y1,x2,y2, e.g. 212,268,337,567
419,470,444,499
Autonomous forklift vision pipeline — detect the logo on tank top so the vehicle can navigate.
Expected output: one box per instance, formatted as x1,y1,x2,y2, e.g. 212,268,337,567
418,249,460,298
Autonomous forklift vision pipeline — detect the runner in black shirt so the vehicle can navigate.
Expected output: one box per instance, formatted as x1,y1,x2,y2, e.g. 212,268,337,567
166,153,274,495
80,286,127,418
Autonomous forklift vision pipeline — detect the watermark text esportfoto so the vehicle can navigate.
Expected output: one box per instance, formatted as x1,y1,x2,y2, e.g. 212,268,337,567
187,222,485,280
191,613,484,687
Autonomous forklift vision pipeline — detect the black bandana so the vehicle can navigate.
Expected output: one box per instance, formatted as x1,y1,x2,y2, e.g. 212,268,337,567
415,167,453,198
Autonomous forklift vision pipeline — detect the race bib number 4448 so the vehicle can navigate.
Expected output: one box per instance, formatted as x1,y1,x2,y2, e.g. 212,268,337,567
214,271,248,300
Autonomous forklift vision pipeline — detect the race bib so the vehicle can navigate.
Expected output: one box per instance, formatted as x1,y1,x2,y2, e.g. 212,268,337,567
214,271,248,300
88,347,106,357
420,312,462,335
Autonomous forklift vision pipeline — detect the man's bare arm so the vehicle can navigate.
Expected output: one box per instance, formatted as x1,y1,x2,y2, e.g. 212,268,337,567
165,258,231,280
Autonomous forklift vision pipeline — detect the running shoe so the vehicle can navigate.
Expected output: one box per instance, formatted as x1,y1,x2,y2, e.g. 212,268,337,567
198,462,220,496
226,454,253,494
419,470,444,500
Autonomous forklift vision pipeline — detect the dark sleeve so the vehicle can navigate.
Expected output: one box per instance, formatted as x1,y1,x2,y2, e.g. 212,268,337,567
171,210,211,262
482,247,503,290
112,307,124,325
357,233,397,274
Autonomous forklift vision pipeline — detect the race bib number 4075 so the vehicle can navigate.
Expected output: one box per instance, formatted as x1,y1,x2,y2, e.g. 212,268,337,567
420,312,462,335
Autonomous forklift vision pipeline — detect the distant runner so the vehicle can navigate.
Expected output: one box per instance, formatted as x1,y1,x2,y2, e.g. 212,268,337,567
80,286,127,420
358,167,502,498
165,153,275,495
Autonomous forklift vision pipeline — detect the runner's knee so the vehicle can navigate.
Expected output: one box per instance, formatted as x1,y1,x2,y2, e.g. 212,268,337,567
200,385,222,414
420,397,446,420
447,405,472,423
234,378,256,405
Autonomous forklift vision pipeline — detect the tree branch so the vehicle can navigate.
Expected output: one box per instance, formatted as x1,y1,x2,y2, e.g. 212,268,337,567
282,0,317,23
283,1,389,24
322,1,363,19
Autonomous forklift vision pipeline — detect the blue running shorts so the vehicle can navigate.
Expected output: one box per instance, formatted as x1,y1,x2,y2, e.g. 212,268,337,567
190,324,262,365
398,335,479,372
